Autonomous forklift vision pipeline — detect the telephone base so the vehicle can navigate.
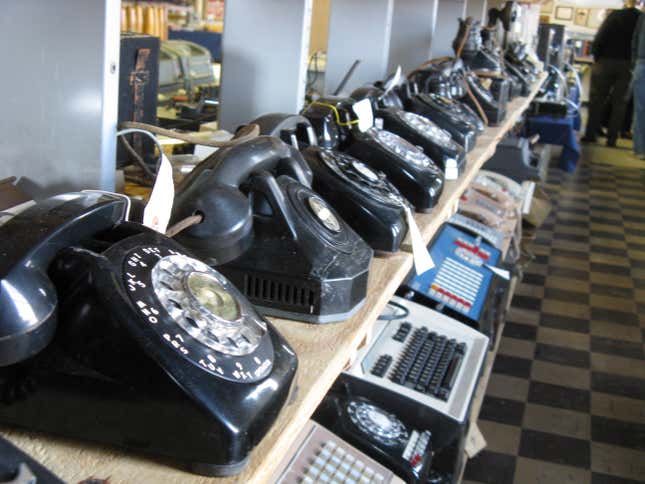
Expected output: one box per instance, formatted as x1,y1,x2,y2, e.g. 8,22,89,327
257,297,366,324
189,455,250,477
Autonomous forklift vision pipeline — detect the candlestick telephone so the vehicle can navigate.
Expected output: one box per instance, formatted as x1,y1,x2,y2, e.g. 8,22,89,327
172,135,373,323
0,191,298,476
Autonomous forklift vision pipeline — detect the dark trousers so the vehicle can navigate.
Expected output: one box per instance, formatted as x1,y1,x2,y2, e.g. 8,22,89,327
585,58,632,143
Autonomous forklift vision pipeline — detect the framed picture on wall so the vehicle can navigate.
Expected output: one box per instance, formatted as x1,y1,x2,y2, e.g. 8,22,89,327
575,8,589,26
541,0,554,14
587,8,609,29
555,6,574,21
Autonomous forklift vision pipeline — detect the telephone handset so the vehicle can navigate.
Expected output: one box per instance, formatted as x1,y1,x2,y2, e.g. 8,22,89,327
250,113,318,152
175,136,373,323
0,192,298,476
0,192,127,366
172,135,312,264
251,112,410,253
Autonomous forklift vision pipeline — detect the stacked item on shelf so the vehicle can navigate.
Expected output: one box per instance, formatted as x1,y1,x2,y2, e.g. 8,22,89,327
0,10,546,481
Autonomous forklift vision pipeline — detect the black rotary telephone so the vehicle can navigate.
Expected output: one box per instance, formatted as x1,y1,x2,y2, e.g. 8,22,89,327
172,136,373,323
250,113,409,254
302,97,444,212
314,378,433,483
172,136,313,264
400,83,480,153
0,191,297,476
350,85,466,180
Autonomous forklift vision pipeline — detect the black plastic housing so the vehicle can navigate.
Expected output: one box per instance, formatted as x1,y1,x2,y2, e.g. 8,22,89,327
302,146,408,253
376,107,466,178
0,228,297,477
314,378,433,484
218,174,373,323
404,93,478,152
345,129,444,212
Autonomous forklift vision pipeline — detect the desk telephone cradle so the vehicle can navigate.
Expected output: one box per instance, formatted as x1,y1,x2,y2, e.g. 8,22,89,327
172,136,373,323
251,113,409,254
0,192,297,476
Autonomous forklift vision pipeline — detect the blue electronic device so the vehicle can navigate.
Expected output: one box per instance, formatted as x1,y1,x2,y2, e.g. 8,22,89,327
405,224,504,338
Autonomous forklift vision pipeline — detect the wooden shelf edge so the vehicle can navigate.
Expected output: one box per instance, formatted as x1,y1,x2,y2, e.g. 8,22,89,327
1,74,546,484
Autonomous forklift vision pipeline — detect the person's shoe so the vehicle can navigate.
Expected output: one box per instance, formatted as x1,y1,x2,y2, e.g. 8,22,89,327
606,139,617,148
621,131,633,140
580,136,597,143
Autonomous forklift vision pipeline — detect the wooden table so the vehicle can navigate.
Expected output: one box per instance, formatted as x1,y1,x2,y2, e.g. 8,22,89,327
1,73,546,484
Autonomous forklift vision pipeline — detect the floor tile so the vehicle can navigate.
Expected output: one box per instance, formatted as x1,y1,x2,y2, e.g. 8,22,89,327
522,272,546,286
498,337,536,360
549,255,591,271
544,275,590,294
504,322,538,341
590,336,644,360
590,252,632,267
523,403,591,440
531,360,591,391
511,295,542,312
485,373,530,402
506,307,540,326
464,450,516,484
590,263,631,276
535,343,590,368
591,372,645,400
590,272,634,289
590,321,643,342
591,472,645,484
514,282,545,299
541,300,590,320
590,284,634,300
591,442,645,481
547,264,590,280
478,420,521,455
590,294,637,313
591,392,645,425
591,353,645,380
528,380,590,412
537,327,590,351
492,354,533,379
591,416,645,451
519,429,590,468
540,313,590,334
590,307,639,326
513,457,591,484
544,288,589,305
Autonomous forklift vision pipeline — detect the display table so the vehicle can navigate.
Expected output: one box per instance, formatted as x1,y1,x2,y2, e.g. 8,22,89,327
524,114,580,173
1,73,546,484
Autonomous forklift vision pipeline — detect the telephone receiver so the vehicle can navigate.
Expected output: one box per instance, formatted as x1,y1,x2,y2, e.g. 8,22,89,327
250,113,318,152
172,136,313,264
0,192,127,367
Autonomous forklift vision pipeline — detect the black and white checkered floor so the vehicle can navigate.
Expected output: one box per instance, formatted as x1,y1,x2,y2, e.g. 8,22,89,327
463,154,645,484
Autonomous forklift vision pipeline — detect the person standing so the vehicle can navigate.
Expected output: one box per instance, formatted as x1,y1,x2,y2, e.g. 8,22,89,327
633,12,645,157
582,1,642,147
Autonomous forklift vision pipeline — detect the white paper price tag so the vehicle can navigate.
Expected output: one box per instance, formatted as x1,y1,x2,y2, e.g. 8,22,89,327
404,206,434,275
352,98,374,132
143,153,174,234
485,264,510,280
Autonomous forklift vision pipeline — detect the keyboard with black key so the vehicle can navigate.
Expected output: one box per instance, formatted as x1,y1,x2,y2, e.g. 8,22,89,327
346,296,488,423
